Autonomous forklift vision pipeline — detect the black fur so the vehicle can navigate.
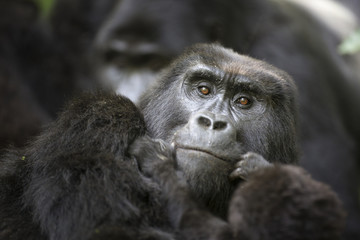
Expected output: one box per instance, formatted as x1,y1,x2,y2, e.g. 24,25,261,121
1,93,171,239
229,166,345,240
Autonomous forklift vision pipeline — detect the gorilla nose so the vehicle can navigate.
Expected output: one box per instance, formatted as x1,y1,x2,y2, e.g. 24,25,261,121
197,115,228,131
174,111,238,150
191,111,235,134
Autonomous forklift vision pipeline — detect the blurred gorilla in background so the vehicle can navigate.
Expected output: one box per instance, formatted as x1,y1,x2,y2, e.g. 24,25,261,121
0,0,87,148
0,0,113,148
338,0,360,18
1,0,360,238
0,0,49,148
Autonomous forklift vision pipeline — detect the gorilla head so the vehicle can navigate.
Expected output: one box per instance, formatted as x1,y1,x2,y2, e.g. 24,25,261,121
138,44,298,216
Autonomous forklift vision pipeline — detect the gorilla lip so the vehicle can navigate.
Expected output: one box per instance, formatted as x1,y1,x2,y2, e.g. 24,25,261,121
175,145,230,163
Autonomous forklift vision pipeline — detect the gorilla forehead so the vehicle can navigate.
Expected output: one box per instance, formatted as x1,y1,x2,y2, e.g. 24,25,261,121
181,45,289,75
173,44,296,97
183,63,291,95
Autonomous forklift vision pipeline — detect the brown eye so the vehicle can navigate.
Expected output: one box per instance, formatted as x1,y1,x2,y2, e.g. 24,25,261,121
198,86,210,95
236,97,250,106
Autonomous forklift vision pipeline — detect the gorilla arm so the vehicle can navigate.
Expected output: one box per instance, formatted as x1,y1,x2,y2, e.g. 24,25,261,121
130,136,233,240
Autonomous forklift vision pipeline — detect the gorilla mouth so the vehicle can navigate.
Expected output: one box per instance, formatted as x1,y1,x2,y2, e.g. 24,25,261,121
175,145,230,162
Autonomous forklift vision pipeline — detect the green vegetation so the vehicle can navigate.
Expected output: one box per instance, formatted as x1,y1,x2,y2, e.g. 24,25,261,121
338,29,360,55
35,0,55,19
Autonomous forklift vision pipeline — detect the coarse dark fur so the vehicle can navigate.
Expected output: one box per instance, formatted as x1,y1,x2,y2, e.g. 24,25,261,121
1,92,172,240
0,44,344,240
229,166,345,240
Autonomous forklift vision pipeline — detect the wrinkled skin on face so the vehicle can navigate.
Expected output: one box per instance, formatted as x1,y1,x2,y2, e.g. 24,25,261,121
138,44,298,217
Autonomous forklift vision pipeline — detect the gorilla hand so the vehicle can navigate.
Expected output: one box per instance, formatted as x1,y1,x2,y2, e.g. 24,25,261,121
230,152,273,181
130,136,176,178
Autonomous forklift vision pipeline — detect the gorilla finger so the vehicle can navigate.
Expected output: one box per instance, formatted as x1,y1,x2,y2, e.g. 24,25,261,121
229,168,248,181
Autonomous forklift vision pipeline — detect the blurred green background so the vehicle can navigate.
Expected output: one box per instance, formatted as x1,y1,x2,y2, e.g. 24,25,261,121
339,29,360,55
36,0,55,18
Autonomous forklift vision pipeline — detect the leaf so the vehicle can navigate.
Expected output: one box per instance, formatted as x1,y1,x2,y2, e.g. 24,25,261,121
35,0,55,19
338,29,360,55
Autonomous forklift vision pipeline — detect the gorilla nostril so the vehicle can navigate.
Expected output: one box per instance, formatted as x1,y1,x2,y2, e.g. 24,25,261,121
213,121,227,130
198,116,212,128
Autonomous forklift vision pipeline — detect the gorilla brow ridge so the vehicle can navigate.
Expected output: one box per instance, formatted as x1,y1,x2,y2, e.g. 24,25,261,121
184,64,222,83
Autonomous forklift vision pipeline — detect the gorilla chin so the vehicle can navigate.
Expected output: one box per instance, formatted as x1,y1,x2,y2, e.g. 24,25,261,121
176,147,233,163
175,148,238,218
175,148,235,170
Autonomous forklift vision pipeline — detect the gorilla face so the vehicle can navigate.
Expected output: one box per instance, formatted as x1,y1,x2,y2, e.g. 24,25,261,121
93,0,225,102
139,44,298,216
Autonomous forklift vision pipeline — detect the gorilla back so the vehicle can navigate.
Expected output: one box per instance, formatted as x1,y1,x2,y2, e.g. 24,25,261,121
0,44,299,240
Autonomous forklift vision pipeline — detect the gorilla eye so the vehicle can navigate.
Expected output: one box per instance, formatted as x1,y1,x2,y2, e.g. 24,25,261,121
198,86,210,95
235,97,251,106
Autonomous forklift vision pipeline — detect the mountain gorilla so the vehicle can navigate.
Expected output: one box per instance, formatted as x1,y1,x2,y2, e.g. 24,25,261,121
0,44,344,240
2,3,358,236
